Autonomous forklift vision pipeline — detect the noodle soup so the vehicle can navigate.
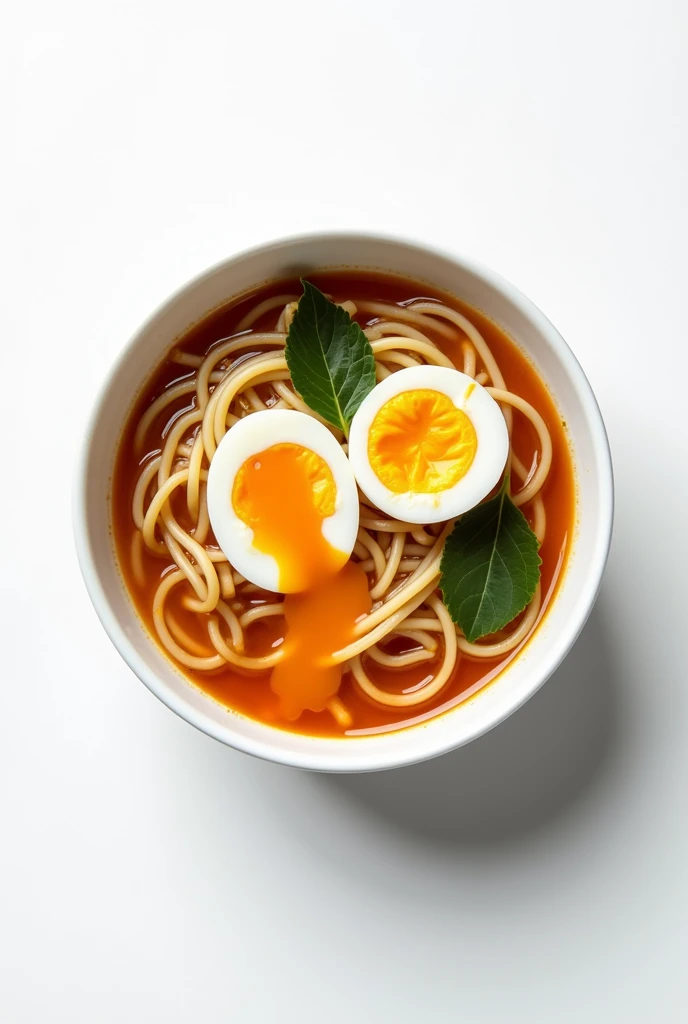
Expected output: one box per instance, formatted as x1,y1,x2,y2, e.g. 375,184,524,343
113,272,575,737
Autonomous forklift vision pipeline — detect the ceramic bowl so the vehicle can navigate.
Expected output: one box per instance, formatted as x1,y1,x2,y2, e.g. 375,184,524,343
74,233,613,772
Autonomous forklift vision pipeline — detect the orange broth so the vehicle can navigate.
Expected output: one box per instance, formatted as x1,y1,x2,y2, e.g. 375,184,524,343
112,271,576,737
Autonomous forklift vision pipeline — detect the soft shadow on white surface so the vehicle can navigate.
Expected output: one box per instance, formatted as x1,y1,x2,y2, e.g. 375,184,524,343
316,595,619,847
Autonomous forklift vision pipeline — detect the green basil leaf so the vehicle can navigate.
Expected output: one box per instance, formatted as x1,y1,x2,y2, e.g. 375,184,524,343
439,480,541,643
285,280,376,436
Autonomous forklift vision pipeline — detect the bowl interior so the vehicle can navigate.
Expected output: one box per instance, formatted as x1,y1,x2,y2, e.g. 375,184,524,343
75,234,612,772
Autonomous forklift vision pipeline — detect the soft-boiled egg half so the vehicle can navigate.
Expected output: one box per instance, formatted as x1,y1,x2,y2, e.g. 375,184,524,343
207,410,359,594
348,365,509,524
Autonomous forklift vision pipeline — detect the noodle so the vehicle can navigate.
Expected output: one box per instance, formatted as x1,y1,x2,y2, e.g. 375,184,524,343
125,282,557,727
486,388,553,506
217,562,235,599
349,595,457,708
196,333,286,412
370,336,455,369
355,300,457,340
326,696,353,728
237,295,298,331
462,341,477,378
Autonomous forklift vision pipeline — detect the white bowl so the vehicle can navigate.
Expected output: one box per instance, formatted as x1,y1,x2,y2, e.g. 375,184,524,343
74,233,613,773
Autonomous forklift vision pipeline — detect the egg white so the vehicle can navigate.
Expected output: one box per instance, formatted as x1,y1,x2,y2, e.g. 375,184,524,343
348,365,509,524
207,409,359,593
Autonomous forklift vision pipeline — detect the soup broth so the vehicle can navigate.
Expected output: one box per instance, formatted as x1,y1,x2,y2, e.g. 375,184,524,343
112,271,575,737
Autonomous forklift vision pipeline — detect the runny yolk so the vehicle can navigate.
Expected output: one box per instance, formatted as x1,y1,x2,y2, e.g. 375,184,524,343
232,443,343,592
271,561,371,720
232,443,370,720
368,389,478,493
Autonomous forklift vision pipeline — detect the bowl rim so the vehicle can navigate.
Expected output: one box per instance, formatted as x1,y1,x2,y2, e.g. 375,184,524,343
73,229,614,773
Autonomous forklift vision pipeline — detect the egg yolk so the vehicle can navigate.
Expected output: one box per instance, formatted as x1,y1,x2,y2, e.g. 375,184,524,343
368,389,478,493
231,442,369,720
232,442,343,592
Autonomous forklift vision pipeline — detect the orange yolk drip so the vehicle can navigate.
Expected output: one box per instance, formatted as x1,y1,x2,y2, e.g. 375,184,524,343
271,561,371,720
232,443,369,719
368,389,478,493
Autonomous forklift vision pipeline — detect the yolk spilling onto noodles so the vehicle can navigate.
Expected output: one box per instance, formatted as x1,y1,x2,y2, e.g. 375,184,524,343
368,389,477,493
232,443,370,719
271,561,370,720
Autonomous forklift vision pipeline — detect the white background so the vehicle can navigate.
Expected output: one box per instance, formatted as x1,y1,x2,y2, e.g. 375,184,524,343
2,1,688,1020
